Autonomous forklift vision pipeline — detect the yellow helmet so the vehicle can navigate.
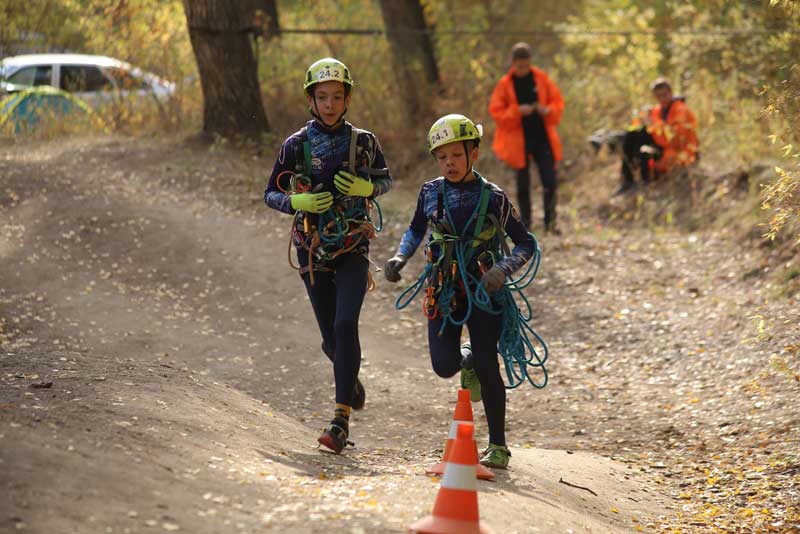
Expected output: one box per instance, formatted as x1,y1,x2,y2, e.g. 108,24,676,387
303,57,354,93
427,114,483,153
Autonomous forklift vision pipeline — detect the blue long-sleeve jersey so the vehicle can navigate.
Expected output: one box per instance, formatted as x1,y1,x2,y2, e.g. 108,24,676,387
264,120,392,216
397,172,535,276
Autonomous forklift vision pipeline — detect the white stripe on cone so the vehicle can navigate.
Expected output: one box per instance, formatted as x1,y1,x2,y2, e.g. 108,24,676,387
448,420,471,439
440,463,478,491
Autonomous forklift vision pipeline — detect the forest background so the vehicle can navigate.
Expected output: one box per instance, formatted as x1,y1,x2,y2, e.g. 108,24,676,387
1,0,797,244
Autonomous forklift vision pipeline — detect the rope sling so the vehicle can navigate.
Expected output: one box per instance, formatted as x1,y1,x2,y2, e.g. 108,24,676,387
395,175,549,389
277,126,386,287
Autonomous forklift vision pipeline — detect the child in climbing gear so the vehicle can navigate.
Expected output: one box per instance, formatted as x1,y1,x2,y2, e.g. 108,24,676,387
384,114,548,469
264,58,392,454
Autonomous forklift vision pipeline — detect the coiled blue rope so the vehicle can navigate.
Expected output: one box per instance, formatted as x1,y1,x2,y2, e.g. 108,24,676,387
394,181,548,389
313,197,382,258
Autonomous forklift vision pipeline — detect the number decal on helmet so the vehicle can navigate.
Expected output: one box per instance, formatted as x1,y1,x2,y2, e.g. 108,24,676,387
427,114,482,153
429,126,454,146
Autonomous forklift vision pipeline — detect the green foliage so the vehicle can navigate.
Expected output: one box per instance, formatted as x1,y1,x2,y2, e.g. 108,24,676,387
0,1,85,55
2,1,193,80
2,0,798,190
552,0,798,167
257,1,394,139
760,0,800,243
1,1,198,134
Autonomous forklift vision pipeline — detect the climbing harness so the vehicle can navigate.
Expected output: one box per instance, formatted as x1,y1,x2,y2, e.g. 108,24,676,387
283,125,386,287
395,174,549,389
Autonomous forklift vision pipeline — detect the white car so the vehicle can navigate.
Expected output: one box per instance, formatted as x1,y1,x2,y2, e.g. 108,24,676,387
0,53,175,103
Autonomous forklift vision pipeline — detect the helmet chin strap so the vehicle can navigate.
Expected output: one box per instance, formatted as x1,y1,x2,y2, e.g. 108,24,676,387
452,141,473,184
310,96,347,129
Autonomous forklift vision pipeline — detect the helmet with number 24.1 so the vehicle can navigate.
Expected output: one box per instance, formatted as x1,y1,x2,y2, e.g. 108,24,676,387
303,57,355,93
427,113,483,153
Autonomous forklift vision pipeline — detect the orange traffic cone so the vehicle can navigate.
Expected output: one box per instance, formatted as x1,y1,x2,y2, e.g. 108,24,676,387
427,389,494,481
409,423,495,534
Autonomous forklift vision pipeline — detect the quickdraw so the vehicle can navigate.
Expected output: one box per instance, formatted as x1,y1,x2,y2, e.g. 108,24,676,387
395,173,549,389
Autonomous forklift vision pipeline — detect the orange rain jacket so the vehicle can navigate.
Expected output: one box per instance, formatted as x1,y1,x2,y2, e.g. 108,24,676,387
647,99,699,173
488,66,565,170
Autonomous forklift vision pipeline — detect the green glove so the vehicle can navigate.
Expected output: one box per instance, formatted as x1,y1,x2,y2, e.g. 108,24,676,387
290,191,333,213
334,170,374,197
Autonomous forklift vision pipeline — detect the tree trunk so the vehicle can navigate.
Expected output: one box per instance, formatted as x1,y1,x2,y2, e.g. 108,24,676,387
182,0,270,140
378,0,440,118
252,0,280,41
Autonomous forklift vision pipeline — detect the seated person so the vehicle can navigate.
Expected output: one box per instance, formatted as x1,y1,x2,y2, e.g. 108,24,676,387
615,78,699,195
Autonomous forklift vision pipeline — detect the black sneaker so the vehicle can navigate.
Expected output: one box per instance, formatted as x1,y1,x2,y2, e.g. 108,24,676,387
352,378,366,411
317,416,349,454
612,182,637,197
545,223,562,236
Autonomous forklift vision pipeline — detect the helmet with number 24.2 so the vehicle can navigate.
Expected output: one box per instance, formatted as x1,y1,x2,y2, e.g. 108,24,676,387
303,58,355,93
427,113,483,153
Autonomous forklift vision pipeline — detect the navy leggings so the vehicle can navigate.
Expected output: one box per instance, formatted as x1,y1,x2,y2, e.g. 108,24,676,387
428,306,506,446
301,252,369,407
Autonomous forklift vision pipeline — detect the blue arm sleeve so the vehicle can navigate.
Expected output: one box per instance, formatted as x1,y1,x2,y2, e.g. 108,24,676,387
369,135,392,198
397,187,428,258
494,192,536,276
264,138,298,215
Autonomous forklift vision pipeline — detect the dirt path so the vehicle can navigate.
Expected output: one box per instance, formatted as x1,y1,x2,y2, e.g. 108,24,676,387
1,136,797,533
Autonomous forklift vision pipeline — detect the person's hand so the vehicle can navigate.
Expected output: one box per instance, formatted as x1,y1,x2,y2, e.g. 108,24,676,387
290,191,333,213
535,103,551,116
334,171,374,197
481,265,506,294
383,254,407,282
519,104,535,116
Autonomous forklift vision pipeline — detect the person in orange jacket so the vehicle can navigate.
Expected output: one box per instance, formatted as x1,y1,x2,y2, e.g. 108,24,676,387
615,78,699,195
489,42,565,233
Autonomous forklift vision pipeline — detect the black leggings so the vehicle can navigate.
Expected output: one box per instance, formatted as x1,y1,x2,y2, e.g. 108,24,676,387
516,141,558,228
302,252,369,407
427,306,507,446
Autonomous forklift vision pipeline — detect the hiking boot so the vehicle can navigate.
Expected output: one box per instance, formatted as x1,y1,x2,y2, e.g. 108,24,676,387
545,222,562,236
352,378,365,411
317,416,349,454
612,181,637,197
460,343,481,403
480,443,511,469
